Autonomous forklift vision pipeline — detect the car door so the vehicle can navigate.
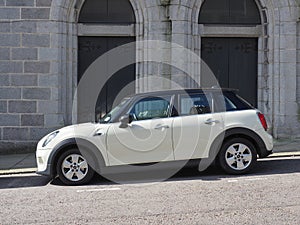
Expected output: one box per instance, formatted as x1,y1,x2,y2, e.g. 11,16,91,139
106,95,175,166
172,92,222,160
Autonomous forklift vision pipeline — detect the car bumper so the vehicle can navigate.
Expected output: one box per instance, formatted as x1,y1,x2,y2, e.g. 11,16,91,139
255,128,273,158
36,148,53,177
36,166,52,176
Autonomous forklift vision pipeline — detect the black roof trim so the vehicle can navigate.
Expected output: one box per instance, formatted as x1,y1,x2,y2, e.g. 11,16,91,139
130,88,238,97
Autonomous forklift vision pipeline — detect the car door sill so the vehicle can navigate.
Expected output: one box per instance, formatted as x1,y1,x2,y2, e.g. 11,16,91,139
100,159,206,175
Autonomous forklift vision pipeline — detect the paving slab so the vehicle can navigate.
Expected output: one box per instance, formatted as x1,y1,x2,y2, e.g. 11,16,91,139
273,139,300,153
0,153,36,174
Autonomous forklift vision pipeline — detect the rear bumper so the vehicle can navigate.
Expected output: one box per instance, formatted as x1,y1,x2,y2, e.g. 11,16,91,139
259,148,273,158
255,129,273,158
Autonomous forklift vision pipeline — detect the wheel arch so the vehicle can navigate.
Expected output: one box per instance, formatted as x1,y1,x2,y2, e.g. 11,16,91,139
49,138,106,177
210,127,269,159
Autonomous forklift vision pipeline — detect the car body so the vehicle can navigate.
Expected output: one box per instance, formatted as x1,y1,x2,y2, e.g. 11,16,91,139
36,89,273,185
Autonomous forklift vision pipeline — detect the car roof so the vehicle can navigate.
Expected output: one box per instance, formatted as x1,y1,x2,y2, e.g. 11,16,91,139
129,88,238,97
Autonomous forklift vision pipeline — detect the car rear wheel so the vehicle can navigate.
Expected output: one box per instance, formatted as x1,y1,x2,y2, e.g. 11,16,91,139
56,149,94,185
218,138,257,174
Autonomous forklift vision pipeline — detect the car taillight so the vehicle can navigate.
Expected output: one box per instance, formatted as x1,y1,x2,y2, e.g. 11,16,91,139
257,112,268,131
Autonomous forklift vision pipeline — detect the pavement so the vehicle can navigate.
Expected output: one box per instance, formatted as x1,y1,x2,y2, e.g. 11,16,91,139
0,138,299,175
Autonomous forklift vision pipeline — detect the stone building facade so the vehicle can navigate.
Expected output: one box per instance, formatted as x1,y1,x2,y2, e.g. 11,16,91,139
0,0,299,153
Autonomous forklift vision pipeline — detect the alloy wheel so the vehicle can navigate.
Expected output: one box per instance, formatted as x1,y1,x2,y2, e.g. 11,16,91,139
225,143,252,171
61,154,89,182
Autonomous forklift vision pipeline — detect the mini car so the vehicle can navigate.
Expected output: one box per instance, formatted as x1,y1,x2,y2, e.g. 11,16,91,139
36,89,273,185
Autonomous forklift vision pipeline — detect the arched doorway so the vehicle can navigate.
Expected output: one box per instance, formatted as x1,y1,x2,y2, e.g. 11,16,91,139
199,0,262,107
77,0,136,120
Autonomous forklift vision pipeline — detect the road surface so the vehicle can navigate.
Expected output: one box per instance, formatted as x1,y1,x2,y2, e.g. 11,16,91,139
0,156,300,224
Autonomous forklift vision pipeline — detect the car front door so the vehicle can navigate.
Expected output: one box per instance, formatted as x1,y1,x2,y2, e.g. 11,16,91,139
106,95,175,166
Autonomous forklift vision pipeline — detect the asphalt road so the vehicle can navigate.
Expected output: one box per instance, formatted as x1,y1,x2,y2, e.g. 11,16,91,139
1,156,300,225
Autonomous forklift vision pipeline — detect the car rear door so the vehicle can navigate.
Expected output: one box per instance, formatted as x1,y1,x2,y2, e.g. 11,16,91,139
172,91,223,160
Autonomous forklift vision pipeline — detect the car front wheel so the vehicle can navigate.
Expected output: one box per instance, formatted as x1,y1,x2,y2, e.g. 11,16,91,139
56,149,94,185
218,138,257,174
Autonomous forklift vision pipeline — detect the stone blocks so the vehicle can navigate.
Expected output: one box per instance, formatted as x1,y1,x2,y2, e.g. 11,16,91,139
0,0,299,154
3,128,29,141
23,88,51,100
12,21,37,33
0,48,10,60
6,0,34,7
0,8,20,20
21,114,44,127
0,0,54,153
21,8,50,20
0,88,21,99
0,101,7,113
22,34,50,47
10,74,38,87
0,34,20,47
24,61,50,73
8,101,36,113
36,0,52,7
0,114,19,126
11,48,38,60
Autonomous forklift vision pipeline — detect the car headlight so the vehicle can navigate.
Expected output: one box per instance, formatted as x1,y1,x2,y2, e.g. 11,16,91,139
42,131,59,147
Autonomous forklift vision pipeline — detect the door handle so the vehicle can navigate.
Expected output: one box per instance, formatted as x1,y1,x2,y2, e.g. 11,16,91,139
94,129,105,136
154,124,170,130
205,118,219,125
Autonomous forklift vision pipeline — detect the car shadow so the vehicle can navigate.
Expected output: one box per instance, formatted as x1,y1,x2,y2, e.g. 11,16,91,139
0,157,299,189
50,157,300,186
0,174,51,189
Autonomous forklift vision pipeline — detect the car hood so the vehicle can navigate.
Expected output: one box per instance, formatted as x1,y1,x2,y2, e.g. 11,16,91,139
57,122,109,137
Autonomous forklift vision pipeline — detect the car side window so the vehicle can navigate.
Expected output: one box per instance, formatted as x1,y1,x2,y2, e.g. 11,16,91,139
180,93,211,116
224,96,237,111
130,96,172,120
214,93,238,112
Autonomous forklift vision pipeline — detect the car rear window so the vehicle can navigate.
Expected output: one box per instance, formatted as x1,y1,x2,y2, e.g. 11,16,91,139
213,91,253,112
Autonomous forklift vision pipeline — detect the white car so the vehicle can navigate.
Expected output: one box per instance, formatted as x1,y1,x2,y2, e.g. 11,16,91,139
36,89,273,185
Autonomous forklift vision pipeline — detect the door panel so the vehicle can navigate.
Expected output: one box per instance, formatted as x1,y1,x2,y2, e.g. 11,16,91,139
106,38,136,112
201,38,258,107
78,37,109,83
78,37,135,120
229,38,258,106
201,38,229,88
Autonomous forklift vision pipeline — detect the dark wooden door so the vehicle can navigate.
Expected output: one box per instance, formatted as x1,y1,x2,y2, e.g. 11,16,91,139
201,38,258,106
78,37,135,119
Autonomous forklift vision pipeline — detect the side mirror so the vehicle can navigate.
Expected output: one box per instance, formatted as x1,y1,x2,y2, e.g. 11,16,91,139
119,114,134,128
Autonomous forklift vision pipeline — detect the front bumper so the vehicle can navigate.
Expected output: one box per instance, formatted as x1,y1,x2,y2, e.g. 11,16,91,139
36,165,52,177
36,148,53,177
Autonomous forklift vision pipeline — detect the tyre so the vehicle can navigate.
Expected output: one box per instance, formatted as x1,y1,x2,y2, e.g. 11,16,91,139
56,148,95,185
218,138,257,174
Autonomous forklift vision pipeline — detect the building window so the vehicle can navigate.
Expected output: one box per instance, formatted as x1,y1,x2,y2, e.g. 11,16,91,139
78,0,135,24
77,0,136,121
199,0,261,25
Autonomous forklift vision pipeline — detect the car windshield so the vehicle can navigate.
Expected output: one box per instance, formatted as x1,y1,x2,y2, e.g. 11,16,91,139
99,98,130,124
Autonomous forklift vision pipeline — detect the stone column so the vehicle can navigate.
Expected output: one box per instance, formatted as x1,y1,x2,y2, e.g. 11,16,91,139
136,0,173,92
273,0,300,137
